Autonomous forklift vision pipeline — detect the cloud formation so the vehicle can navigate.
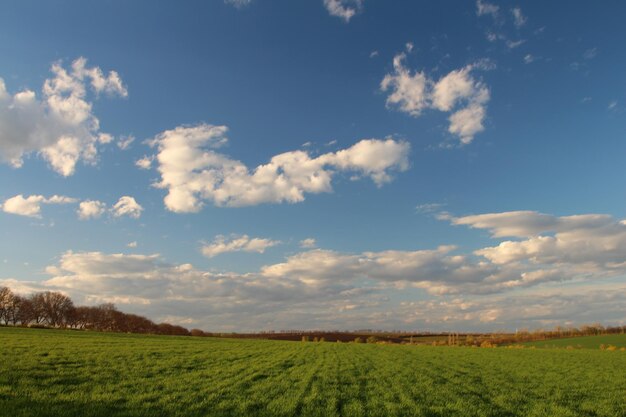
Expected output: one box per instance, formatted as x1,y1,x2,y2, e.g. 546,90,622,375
148,124,409,212
224,0,252,8
111,196,143,219
2,194,77,218
476,0,499,18
300,238,317,249
511,7,527,28
202,234,280,258
77,200,107,220
323,0,363,22
381,53,490,144
0,58,127,176
3,194,142,220
13,206,626,330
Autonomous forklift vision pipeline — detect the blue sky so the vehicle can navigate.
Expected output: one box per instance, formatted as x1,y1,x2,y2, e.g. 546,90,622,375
1,0,626,331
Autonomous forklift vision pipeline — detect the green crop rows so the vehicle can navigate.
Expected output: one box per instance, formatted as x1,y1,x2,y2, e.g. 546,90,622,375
1,327,625,417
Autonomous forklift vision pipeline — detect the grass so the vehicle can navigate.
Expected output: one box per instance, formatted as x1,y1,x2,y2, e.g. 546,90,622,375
1,327,626,417
521,334,626,350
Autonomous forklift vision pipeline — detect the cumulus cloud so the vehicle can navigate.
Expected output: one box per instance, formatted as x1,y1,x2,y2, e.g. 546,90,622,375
77,200,107,220
16,225,625,330
3,194,143,220
381,54,490,144
443,211,626,292
396,283,626,330
135,155,153,170
202,234,280,258
0,58,127,176
2,194,77,218
147,124,409,212
35,250,364,330
261,211,626,295
300,238,317,249
6,208,626,330
111,196,143,219
323,0,363,22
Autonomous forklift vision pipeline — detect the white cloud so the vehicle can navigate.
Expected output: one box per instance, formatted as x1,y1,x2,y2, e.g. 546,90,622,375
135,155,153,170
224,0,252,8
381,54,490,144
2,194,77,218
524,54,535,64
448,104,487,144
608,100,618,110
0,57,127,176
117,135,135,150
511,7,527,28
201,234,280,258
77,200,107,220
505,39,525,49
476,0,499,18
12,250,626,330
451,211,611,238
323,0,363,22
127,241,138,248
148,124,409,212
300,238,317,249
447,211,626,290
381,53,429,117
111,196,143,219
8,208,626,330
369,50,379,58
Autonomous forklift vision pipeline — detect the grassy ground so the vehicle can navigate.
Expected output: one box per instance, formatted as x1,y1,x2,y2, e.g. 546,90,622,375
521,334,626,350
1,327,625,417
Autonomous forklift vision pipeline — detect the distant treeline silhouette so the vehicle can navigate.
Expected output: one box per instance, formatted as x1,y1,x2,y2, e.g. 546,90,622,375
0,286,190,336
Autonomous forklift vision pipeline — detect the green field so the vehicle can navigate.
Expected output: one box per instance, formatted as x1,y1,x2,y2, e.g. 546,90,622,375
521,334,626,350
1,328,625,417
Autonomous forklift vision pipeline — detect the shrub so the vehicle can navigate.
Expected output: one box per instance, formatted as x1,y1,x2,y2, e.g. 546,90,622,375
354,337,363,343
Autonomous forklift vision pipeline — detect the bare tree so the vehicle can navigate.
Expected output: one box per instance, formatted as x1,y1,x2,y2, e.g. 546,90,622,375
39,291,74,327
0,287,14,325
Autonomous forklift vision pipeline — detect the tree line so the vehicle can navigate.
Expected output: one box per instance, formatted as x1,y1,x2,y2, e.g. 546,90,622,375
0,286,191,336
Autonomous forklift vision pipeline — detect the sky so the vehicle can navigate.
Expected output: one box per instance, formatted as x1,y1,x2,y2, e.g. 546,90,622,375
1,0,626,332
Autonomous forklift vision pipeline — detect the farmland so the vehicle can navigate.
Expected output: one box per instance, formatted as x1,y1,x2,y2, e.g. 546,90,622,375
1,327,626,417
521,334,626,350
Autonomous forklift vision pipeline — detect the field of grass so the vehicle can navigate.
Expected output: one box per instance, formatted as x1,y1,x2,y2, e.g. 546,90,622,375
1,327,626,417
521,334,626,350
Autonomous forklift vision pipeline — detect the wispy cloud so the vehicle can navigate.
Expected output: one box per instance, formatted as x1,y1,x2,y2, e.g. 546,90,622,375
202,234,280,258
